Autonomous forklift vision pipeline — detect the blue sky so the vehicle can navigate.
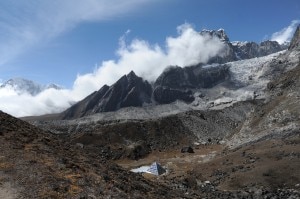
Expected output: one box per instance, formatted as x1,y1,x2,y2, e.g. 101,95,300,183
0,0,299,88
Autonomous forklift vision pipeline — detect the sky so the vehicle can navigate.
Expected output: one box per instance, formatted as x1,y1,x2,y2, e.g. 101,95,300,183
0,0,299,117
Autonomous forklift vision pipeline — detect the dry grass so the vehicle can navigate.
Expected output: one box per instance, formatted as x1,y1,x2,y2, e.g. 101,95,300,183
64,174,83,195
38,156,55,167
64,173,81,183
0,162,13,171
68,184,82,195
24,144,37,151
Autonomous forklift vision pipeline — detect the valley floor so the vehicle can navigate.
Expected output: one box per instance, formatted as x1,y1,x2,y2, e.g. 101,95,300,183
116,134,300,197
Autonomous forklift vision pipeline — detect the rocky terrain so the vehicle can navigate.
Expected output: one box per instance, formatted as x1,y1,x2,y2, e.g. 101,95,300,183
0,111,190,198
1,27,299,198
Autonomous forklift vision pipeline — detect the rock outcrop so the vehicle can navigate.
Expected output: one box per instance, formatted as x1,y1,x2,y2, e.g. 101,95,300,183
153,64,230,104
232,40,284,60
200,29,287,64
288,26,300,50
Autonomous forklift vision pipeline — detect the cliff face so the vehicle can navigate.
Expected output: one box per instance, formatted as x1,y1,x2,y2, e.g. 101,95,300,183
153,64,230,104
289,26,300,50
231,40,284,60
201,29,287,64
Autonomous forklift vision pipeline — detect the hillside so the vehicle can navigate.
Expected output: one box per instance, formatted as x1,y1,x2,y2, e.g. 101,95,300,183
0,111,190,198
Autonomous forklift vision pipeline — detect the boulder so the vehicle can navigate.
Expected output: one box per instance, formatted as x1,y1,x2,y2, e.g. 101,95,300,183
181,146,194,153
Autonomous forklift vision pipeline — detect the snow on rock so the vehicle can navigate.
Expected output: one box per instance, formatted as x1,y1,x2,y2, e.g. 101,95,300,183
130,166,150,173
227,51,284,85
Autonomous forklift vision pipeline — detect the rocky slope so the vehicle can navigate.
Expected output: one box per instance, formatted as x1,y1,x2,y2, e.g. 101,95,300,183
0,111,191,198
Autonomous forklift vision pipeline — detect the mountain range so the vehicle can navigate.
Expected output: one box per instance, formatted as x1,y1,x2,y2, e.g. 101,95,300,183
0,77,61,96
59,29,288,119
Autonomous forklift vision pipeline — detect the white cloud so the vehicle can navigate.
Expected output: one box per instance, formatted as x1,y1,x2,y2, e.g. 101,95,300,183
0,23,226,117
271,20,300,44
73,23,225,95
0,0,156,66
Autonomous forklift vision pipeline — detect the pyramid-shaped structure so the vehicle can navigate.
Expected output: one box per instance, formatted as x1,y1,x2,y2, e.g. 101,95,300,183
147,162,166,175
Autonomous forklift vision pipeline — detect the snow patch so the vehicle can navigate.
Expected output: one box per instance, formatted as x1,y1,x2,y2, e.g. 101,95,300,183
130,166,150,173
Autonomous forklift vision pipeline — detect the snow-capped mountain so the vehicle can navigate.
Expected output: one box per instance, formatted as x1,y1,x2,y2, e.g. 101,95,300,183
200,29,230,42
200,29,287,64
61,29,287,119
0,77,61,96
59,27,296,120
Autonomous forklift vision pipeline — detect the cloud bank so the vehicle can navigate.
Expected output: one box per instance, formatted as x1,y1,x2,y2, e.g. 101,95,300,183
0,23,225,117
271,20,300,44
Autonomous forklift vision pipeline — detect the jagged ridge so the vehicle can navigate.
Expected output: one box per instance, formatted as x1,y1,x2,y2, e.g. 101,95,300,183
60,71,152,119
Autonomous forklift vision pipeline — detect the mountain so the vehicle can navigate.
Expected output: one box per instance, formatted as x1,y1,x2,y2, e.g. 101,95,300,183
153,64,230,104
60,28,288,120
0,77,61,96
60,64,231,119
60,71,152,119
200,29,287,64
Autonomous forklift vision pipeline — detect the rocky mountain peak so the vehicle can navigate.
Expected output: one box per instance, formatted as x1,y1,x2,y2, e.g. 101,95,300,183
127,70,137,78
200,28,230,42
288,25,300,50
60,71,152,119
46,83,62,90
200,28,287,64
